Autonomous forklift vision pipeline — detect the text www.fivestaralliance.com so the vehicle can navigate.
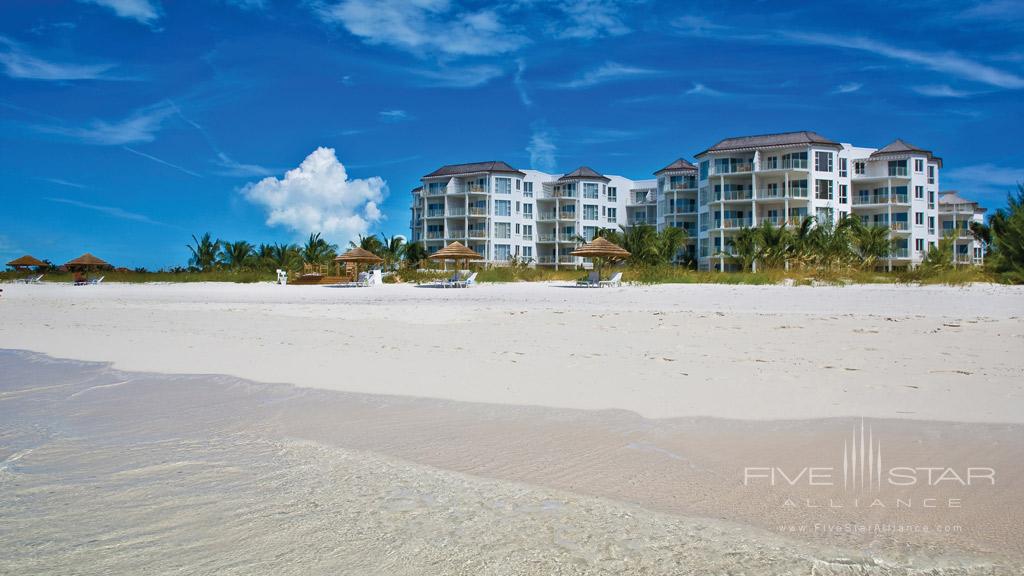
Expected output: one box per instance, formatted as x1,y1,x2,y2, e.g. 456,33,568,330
777,524,963,535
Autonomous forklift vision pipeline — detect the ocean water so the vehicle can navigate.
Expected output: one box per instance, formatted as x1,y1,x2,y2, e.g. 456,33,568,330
0,350,1017,575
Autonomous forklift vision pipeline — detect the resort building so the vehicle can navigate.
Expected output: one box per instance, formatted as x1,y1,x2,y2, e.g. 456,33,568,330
938,191,987,265
410,131,985,270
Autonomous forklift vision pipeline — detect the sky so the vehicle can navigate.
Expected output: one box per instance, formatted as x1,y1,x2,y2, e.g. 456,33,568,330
1,0,1023,269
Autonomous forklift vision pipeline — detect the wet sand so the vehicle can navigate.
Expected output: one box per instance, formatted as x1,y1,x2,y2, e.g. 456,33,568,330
2,351,1021,574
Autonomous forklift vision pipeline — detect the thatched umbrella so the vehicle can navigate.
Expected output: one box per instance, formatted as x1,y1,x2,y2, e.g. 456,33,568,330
570,237,630,279
7,255,47,270
65,253,112,271
335,247,384,279
428,241,483,271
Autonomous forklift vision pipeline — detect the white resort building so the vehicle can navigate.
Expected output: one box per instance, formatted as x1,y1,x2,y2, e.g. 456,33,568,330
409,131,986,270
938,191,987,265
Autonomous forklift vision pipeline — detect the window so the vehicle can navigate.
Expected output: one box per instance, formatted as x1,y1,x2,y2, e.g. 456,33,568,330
516,179,521,191
583,182,599,199
583,226,597,241
583,204,598,220
815,151,833,172
523,203,533,219
495,177,511,194
928,216,935,234
839,184,848,204
522,246,532,258
607,186,617,202
927,165,935,184
915,186,924,200
495,244,511,261
783,151,808,169
515,201,520,213
515,223,520,234
699,160,709,180
815,179,833,200
763,155,778,170
916,239,925,252
914,159,924,172
495,200,511,216
915,212,924,225
522,225,533,240
607,207,617,223
494,222,511,239
839,157,848,177
928,190,935,208
854,161,866,175
888,160,908,177
523,182,533,197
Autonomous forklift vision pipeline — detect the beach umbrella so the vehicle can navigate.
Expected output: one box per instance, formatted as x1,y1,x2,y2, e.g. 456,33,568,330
64,253,112,270
428,241,483,271
6,255,47,269
335,247,384,278
570,237,630,279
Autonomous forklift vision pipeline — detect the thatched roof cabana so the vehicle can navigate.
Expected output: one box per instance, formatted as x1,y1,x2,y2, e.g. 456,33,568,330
570,237,630,260
64,253,112,270
429,241,483,261
7,255,47,269
335,247,384,264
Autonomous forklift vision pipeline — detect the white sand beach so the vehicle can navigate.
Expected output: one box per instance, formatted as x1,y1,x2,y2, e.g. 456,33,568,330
1,281,1022,422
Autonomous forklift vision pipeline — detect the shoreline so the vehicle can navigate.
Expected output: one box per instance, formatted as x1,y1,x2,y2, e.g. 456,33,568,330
2,350,1021,573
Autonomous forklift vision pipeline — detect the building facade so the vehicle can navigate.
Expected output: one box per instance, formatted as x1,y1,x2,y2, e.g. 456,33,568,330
938,191,987,265
410,132,984,270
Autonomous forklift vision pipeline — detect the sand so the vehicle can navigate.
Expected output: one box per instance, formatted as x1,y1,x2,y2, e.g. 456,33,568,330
0,281,1022,421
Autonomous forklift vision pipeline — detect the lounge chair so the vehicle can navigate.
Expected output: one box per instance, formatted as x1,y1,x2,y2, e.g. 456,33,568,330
454,272,478,288
599,272,622,287
28,274,44,284
576,271,599,287
433,271,462,288
89,276,104,285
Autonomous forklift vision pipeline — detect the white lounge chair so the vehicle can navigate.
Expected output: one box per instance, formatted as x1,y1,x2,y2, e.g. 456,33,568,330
599,272,622,287
436,271,462,288
89,276,104,285
454,272,478,288
16,274,44,284
576,271,599,287
275,269,288,285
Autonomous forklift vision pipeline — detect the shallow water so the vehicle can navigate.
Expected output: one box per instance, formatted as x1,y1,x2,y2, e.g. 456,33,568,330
0,350,1019,575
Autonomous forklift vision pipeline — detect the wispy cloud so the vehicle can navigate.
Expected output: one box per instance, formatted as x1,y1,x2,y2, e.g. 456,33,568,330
944,163,1023,194
45,197,172,227
38,102,175,145
783,31,1024,89
0,36,116,81
123,146,203,177
223,0,268,10
913,84,976,98
560,61,661,89
685,83,725,97
514,59,531,106
378,109,408,122
38,177,88,189
670,15,727,37
408,65,504,88
527,124,557,172
955,0,1024,23
214,152,275,177
554,0,633,39
315,0,526,57
833,82,863,94
77,0,162,26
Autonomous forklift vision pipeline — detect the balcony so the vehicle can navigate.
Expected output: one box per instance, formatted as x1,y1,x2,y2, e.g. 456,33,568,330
852,194,910,206
558,233,578,242
558,211,577,220
710,162,754,175
536,255,556,264
426,231,444,239
425,188,446,197
890,221,909,232
665,203,697,214
426,209,445,217
891,249,910,258
558,255,577,264
465,184,488,193
468,207,487,216
538,211,557,221
710,190,753,202
521,233,533,241
537,233,557,242
447,208,466,217
468,230,488,239
712,218,753,230
756,187,809,200
758,159,808,171
629,218,653,226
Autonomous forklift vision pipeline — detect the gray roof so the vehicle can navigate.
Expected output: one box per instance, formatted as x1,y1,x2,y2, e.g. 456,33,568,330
939,191,978,205
558,166,610,182
654,158,697,175
424,161,524,178
870,139,943,167
697,131,839,156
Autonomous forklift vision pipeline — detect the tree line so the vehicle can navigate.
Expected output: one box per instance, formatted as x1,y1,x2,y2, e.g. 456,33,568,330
186,232,427,272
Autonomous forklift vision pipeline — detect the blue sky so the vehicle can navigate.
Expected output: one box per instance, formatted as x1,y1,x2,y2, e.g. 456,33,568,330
1,0,1022,269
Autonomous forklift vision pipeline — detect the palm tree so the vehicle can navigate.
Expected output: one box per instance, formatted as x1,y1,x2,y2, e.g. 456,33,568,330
989,183,1024,282
378,234,406,270
403,242,428,269
267,242,300,271
851,222,892,270
657,226,687,264
789,216,816,269
807,215,857,271
728,227,761,271
757,221,792,270
350,234,384,255
218,240,254,270
301,232,337,265
186,233,220,271
921,232,956,272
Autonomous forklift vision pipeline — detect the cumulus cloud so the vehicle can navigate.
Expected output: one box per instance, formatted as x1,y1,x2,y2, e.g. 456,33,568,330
241,147,387,241
78,0,162,26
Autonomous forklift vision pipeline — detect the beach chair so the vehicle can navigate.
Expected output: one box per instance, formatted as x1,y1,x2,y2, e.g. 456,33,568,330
367,269,383,287
576,271,599,287
89,276,104,285
74,273,88,286
437,271,462,288
276,269,288,285
355,271,370,287
28,274,44,284
599,272,622,288
454,272,478,288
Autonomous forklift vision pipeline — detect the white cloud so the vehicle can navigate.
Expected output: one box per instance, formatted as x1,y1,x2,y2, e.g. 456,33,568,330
241,147,387,242
39,177,88,189
560,61,660,89
527,126,557,172
409,65,504,88
944,163,1023,190
78,0,162,25
40,102,175,145
685,83,725,97
214,152,275,177
123,146,203,177
670,15,727,37
0,36,115,80
782,31,1024,89
513,59,531,105
316,0,526,57
224,0,268,10
833,82,862,94
555,0,632,39
45,197,170,227
913,84,975,98
378,109,408,122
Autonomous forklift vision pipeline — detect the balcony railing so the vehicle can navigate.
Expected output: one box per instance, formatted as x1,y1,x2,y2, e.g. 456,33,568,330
468,230,488,238
606,217,617,223
558,211,577,220
558,233,578,242
447,208,466,217
425,188,446,196
447,230,466,239
465,184,488,193
538,211,557,220
558,255,576,263
710,162,754,175
711,190,753,201
759,159,808,171
536,255,556,264
713,218,753,229
757,187,809,199
522,212,534,220
468,207,487,216
426,231,444,239
629,218,652,226
891,249,910,258
427,209,445,217
521,233,533,241
537,233,557,242
890,221,909,231
852,194,909,205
